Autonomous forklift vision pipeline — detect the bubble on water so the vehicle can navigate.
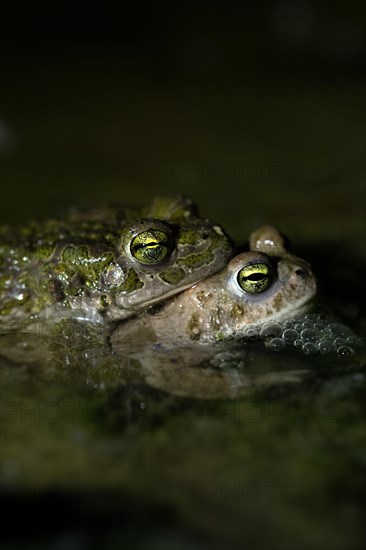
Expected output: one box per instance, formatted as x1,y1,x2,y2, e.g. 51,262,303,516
345,336,363,350
268,337,285,351
303,342,318,355
258,312,361,358
304,313,319,323
259,321,282,337
319,329,332,340
334,337,346,347
245,326,260,339
337,345,354,357
282,328,299,343
317,340,336,354
328,323,354,338
300,328,318,343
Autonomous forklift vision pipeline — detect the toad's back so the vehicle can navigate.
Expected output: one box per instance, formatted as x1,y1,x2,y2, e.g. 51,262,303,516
0,196,234,328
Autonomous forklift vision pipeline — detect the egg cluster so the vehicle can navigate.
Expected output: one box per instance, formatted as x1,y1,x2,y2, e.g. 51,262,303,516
244,314,362,356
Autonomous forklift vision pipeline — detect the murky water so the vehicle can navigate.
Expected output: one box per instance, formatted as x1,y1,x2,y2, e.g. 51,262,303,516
1,277,365,549
1,16,365,547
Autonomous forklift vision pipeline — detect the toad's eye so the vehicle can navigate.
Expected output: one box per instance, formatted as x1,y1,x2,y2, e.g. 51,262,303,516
130,230,173,265
237,262,273,294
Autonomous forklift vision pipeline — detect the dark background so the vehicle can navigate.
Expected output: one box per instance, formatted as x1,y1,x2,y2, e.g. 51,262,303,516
1,1,365,254
0,2,365,549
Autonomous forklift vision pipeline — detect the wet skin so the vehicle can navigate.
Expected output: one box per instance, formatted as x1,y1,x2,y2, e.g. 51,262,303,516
0,195,234,328
108,226,320,399
112,225,317,346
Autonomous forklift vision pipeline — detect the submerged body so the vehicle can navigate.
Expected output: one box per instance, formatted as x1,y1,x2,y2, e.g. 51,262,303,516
109,225,323,398
1,220,360,400
0,196,233,328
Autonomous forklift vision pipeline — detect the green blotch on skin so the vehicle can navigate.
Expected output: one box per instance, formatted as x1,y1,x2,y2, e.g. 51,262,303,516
178,229,233,270
178,229,200,246
160,266,186,285
118,269,144,293
61,245,90,263
178,251,214,269
50,247,114,292
78,254,113,287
